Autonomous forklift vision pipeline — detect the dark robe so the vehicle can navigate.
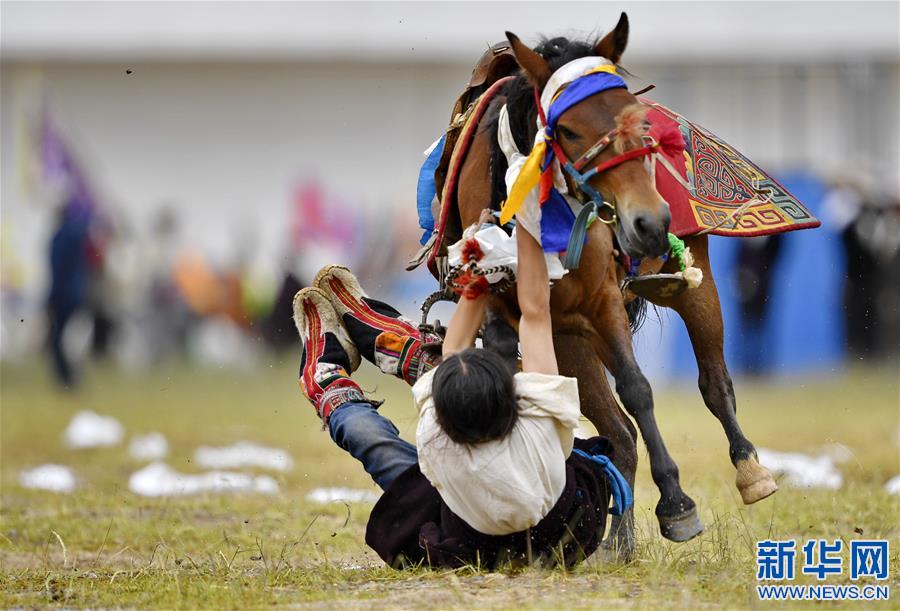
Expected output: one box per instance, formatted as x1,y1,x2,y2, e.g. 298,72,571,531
365,437,614,569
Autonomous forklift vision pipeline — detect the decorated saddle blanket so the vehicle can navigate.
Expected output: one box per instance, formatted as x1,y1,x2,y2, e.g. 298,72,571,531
642,100,820,238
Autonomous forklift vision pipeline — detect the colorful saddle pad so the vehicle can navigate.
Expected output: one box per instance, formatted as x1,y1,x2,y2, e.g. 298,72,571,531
643,99,820,238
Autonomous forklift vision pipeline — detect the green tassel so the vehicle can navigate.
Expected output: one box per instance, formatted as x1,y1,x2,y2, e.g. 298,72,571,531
668,232,687,272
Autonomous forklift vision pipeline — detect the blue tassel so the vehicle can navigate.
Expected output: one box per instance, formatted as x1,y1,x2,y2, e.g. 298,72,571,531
416,135,446,245
572,448,634,516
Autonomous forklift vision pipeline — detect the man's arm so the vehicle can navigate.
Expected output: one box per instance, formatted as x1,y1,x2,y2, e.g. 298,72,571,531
442,292,487,358
516,228,558,375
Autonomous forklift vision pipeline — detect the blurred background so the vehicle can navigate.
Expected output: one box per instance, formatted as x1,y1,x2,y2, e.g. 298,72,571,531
1,1,898,385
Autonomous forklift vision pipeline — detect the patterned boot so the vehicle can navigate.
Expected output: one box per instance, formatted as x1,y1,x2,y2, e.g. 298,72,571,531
293,287,366,427
313,265,439,385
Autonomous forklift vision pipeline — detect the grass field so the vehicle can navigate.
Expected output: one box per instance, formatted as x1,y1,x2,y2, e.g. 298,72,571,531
1,358,898,608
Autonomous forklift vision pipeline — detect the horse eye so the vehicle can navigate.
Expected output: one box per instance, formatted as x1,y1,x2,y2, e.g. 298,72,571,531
557,125,579,141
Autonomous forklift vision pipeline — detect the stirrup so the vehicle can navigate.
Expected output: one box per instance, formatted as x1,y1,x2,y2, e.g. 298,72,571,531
622,273,688,300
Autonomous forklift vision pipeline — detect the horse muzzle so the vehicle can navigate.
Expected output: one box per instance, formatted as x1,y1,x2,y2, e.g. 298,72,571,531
616,206,671,259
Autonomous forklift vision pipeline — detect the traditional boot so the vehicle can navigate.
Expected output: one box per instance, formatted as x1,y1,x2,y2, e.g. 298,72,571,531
314,265,439,385
293,287,366,427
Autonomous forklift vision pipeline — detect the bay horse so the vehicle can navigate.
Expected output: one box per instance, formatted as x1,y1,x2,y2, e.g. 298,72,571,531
440,13,778,559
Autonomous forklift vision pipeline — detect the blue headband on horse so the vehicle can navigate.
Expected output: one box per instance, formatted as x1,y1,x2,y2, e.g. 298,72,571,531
545,70,628,136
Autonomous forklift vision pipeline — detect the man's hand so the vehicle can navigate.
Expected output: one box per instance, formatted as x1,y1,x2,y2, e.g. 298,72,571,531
478,208,497,226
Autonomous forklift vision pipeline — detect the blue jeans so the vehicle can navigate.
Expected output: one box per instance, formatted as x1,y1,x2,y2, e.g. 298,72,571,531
328,401,418,491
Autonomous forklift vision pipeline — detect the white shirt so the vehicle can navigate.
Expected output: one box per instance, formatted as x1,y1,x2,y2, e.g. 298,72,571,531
412,367,581,536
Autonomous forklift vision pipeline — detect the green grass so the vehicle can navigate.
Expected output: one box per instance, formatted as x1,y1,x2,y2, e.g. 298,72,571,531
1,359,898,608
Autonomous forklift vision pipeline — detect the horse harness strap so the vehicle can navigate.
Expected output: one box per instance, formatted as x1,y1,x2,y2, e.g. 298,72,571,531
428,76,516,267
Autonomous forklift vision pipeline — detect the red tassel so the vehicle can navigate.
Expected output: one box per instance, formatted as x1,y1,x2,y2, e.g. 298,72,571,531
539,167,553,204
461,276,489,300
655,124,685,157
450,269,474,295
461,238,484,263
450,269,489,300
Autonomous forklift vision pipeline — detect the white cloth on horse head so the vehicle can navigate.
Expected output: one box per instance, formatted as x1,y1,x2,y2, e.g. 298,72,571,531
539,56,615,114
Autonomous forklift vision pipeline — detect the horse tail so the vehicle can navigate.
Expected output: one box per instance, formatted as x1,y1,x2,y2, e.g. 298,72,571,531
625,296,648,335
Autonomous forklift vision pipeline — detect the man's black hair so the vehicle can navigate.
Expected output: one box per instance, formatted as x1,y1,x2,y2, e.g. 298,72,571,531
432,347,518,445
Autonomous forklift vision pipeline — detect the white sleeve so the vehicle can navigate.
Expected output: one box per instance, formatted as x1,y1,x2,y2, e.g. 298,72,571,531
411,366,439,416
514,372,581,429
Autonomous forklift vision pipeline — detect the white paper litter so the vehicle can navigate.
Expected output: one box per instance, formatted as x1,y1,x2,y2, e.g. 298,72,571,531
128,432,169,461
64,410,125,449
757,448,843,490
820,442,854,464
193,441,294,472
19,464,76,492
128,462,278,497
885,475,900,495
305,487,380,504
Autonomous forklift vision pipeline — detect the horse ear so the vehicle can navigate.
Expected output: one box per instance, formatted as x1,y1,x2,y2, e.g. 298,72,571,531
505,32,551,88
595,12,629,64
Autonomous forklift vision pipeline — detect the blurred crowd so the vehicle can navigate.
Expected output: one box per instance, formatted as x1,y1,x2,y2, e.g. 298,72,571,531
0,112,429,388
20,180,429,389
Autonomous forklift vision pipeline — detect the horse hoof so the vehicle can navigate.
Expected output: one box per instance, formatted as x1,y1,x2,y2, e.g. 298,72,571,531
735,457,779,504
658,507,704,542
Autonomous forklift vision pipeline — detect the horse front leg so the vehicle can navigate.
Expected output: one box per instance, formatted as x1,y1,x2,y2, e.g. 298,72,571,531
656,234,778,504
590,280,703,542
553,330,637,562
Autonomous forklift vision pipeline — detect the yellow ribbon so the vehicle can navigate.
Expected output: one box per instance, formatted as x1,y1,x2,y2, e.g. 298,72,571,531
584,64,619,76
499,140,546,224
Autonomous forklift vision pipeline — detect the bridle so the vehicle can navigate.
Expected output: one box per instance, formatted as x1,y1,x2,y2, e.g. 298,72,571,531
533,84,676,227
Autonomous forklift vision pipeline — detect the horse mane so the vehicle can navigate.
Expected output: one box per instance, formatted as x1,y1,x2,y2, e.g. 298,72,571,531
487,36,599,211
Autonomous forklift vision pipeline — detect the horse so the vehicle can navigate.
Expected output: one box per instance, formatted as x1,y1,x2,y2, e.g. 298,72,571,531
430,13,778,560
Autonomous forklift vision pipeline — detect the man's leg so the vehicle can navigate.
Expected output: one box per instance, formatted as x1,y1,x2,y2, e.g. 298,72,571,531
314,265,440,386
294,287,417,491
327,401,417,490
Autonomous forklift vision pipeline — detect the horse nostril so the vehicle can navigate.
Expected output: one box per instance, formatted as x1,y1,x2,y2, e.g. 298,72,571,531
633,214,653,238
660,207,672,232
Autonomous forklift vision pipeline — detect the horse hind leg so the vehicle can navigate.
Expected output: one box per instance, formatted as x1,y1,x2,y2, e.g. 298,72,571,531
553,331,637,562
658,235,777,504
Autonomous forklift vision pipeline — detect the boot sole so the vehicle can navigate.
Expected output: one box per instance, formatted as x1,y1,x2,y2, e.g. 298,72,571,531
292,287,361,372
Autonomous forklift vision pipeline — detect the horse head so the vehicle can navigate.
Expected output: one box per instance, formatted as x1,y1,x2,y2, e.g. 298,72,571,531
507,13,672,260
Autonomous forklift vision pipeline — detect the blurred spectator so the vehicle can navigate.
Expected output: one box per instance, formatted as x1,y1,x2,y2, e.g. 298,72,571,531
734,234,783,375
824,182,900,361
85,212,117,359
143,208,194,363
46,204,90,387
